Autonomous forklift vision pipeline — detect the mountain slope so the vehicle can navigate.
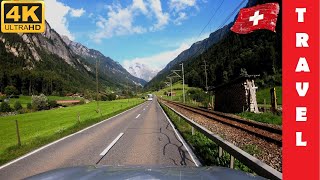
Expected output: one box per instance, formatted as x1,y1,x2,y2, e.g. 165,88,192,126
61,36,147,86
0,22,146,95
145,0,281,91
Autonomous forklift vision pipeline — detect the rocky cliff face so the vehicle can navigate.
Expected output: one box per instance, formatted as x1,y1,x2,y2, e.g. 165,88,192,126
61,36,147,86
0,21,146,92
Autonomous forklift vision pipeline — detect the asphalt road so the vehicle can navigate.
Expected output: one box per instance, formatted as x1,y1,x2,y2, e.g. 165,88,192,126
0,98,197,179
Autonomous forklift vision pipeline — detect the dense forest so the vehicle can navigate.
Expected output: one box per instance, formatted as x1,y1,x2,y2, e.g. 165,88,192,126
146,0,282,91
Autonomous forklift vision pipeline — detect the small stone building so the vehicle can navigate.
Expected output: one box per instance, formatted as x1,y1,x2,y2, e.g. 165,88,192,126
167,92,176,97
213,76,259,113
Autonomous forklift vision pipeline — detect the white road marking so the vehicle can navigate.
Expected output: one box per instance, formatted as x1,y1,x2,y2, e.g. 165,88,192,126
158,102,201,167
136,114,141,119
143,108,145,111
100,133,124,156
0,102,147,170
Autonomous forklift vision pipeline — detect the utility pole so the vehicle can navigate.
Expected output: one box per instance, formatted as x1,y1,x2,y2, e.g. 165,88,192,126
180,63,185,103
126,76,129,102
96,60,100,114
203,59,209,92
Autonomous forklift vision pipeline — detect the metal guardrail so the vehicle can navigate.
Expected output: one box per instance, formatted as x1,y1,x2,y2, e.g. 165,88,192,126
160,100,282,180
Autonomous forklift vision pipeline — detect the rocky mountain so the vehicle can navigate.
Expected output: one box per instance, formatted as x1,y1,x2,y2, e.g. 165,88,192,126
61,36,147,86
0,21,146,95
125,62,158,82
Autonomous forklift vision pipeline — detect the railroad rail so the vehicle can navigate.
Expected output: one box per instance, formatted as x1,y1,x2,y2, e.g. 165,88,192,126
161,99,282,146
159,99,282,180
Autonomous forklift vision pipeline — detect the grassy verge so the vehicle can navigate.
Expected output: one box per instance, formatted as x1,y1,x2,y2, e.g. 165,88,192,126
256,86,282,105
160,102,253,173
237,112,282,125
0,98,144,165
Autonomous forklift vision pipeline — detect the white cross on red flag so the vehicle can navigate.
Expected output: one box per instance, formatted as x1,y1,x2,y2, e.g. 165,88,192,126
231,3,280,34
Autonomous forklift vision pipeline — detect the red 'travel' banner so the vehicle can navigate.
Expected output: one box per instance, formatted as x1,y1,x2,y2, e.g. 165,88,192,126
231,3,280,34
283,0,319,179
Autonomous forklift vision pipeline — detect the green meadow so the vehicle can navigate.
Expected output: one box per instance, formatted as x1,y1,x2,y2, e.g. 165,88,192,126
0,98,144,165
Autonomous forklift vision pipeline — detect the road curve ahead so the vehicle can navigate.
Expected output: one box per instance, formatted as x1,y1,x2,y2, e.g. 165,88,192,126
0,97,197,179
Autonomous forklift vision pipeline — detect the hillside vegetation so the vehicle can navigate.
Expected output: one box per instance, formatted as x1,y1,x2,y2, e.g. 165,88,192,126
146,0,282,92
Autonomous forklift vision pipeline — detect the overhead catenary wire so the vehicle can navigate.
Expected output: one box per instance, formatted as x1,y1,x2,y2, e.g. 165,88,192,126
184,0,248,63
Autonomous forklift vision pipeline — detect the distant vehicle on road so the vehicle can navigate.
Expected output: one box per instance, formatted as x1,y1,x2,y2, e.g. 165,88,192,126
147,94,153,101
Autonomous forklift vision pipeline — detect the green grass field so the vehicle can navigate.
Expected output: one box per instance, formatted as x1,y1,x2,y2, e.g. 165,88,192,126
256,86,282,105
237,112,282,125
7,96,83,108
0,98,144,165
154,82,204,103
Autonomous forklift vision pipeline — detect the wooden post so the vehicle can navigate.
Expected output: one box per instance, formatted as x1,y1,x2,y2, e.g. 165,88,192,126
230,155,235,169
212,96,214,110
15,120,21,146
192,126,194,136
264,99,266,112
219,147,223,157
270,87,277,112
77,113,80,123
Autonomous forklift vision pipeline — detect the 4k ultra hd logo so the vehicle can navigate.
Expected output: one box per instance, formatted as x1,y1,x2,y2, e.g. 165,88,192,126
1,0,45,33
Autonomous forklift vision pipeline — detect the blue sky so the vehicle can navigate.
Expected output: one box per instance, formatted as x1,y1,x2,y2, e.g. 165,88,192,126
45,0,247,79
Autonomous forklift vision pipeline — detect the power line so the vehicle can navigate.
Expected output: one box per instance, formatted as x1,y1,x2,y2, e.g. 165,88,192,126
184,0,248,63
216,0,247,30
197,0,225,39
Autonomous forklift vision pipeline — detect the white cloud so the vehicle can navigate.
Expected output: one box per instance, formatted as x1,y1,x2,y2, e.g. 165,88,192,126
92,0,172,41
92,1,149,42
123,33,210,80
70,8,85,17
147,0,169,31
123,43,189,73
173,12,187,25
45,0,85,40
169,0,197,12
132,0,148,14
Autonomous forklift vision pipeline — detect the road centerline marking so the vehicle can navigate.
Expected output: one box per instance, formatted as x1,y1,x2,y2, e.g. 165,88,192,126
136,114,141,119
100,133,124,156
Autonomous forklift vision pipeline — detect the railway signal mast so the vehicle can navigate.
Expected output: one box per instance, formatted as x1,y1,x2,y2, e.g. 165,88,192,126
170,64,186,103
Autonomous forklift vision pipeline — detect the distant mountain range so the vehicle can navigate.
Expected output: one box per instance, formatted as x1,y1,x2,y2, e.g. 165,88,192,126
0,21,146,95
125,62,159,82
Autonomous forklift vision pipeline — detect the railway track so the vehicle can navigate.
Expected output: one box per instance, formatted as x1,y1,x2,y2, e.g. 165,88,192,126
161,99,282,146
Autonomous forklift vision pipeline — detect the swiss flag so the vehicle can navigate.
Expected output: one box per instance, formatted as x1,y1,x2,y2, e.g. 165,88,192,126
231,3,280,34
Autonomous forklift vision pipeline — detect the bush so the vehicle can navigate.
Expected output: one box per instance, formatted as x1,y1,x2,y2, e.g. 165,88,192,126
14,101,23,111
48,100,58,109
4,86,18,96
79,99,85,105
32,94,48,110
107,93,117,101
0,102,12,112
187,88,208,103
27,103,32,110
100,95,108,101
